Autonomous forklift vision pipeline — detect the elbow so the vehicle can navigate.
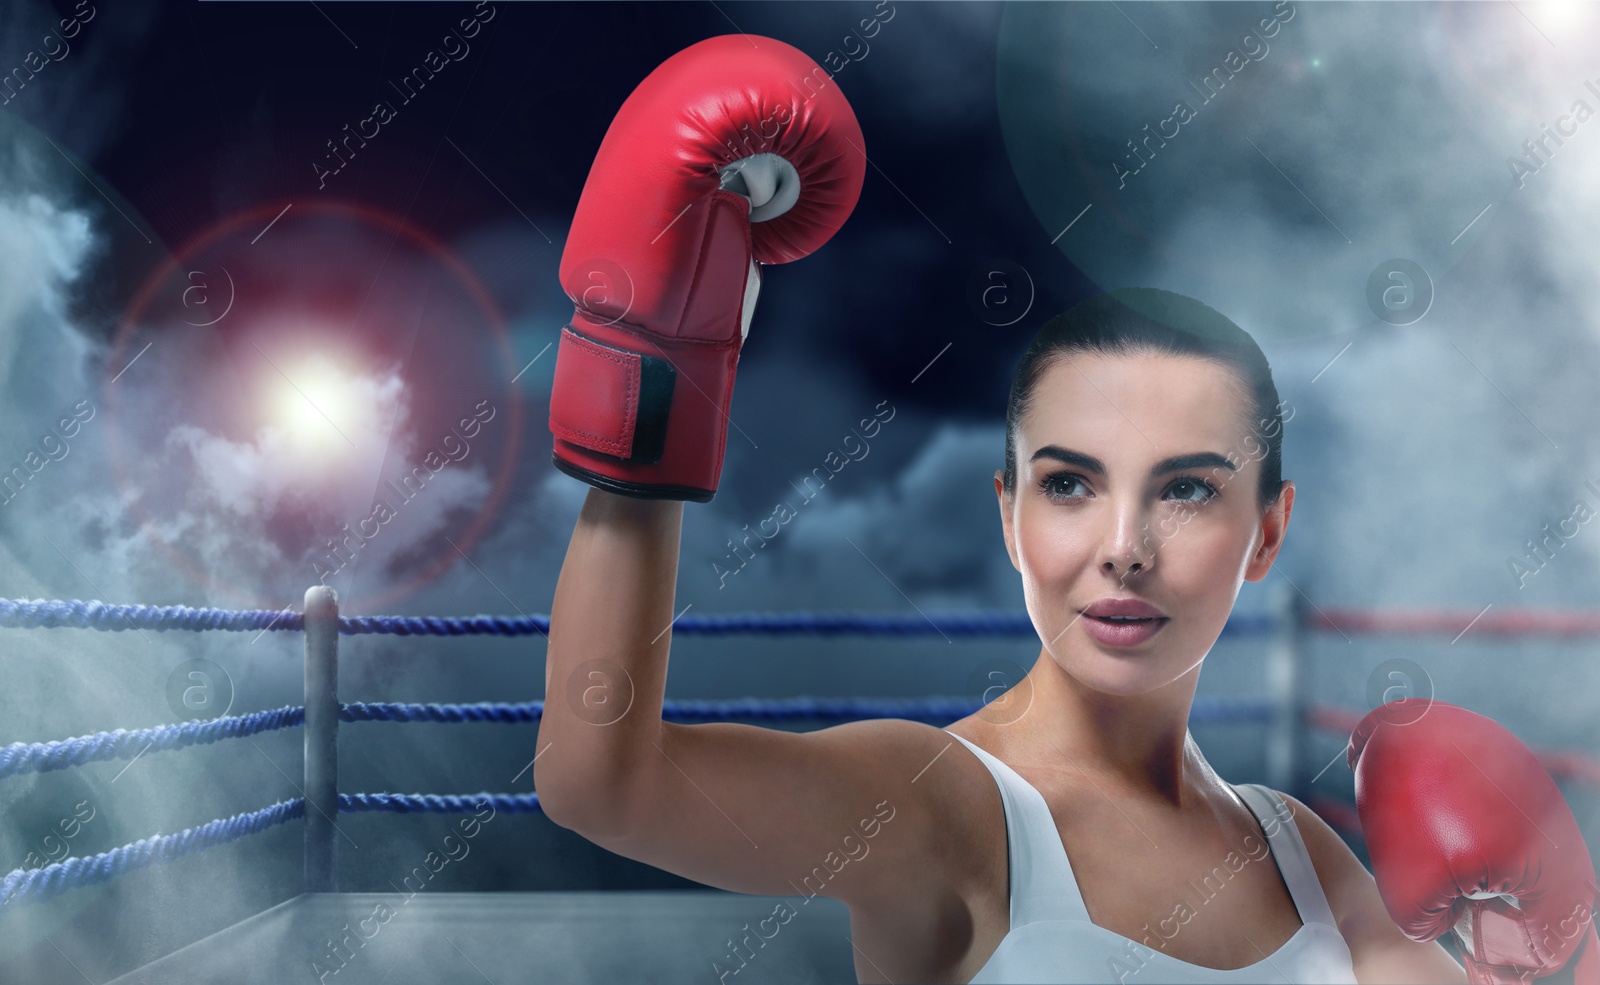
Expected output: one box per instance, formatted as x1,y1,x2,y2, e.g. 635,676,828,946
543,793,639,846
533,761,641,842
534,782,586,834
532,759,594,833
533,714,666,840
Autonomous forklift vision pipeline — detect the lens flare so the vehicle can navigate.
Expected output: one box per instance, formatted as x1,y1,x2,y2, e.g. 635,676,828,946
263,352,390,463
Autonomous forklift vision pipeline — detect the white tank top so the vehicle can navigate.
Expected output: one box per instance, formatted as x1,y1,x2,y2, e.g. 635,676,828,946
946,731,1358,984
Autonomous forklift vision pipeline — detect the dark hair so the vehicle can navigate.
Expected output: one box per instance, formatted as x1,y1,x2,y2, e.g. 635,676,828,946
1002,288,1284,511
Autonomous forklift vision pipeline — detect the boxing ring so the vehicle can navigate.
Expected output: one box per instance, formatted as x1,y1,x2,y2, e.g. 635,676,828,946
1,587,1597,984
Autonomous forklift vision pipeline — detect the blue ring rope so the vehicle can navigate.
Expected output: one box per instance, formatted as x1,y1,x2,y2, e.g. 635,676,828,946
0,598,1279,638
337,697,1002,723
0,599,303,633
339,792,541,814
0,793,539,909
0,798,305,909
342,701,542,724
0,598,1277,906
0,706,305,781
3,698,1275,782
342,696,1268,724
266,696,1269,726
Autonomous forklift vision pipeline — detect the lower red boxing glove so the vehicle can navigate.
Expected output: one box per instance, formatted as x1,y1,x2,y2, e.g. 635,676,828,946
1347,698,1599,985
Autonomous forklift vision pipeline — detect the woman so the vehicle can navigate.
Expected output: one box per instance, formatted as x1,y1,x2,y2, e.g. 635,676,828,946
536,286,1470,984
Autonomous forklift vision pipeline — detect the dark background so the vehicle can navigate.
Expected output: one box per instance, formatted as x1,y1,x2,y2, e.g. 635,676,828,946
1,1,1598,981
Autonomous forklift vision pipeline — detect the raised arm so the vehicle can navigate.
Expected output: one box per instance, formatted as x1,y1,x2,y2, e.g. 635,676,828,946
535,487,965,907
531,35,958,908
535,489,682,833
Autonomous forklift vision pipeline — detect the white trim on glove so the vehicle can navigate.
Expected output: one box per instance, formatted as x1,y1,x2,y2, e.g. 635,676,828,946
719,153,796,343
719,152,800,223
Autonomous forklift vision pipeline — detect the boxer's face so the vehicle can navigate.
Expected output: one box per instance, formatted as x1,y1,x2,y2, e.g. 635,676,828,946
995,350,1292,696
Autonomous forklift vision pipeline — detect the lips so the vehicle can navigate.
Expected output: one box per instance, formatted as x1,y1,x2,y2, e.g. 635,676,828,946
1081,597,1167,620
1079,597,1169,647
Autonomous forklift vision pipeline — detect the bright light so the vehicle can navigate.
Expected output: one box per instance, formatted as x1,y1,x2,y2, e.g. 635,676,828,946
267,354,371,460
1535,1,1590,34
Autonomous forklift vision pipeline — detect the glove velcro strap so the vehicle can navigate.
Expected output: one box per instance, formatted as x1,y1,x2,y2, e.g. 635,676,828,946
550,326,675,463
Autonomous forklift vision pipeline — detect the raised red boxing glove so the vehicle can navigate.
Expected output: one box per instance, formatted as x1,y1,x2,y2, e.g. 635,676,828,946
1347,698,1600,985
547,34,865,502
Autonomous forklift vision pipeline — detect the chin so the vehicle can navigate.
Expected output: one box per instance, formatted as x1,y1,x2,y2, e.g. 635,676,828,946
1050,630,1207,695
1049,648,1181,697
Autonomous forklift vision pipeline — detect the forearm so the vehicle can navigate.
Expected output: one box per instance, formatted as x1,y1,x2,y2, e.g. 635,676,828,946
536,488,683,834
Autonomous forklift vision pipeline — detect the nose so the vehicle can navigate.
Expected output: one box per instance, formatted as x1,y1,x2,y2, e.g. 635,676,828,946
1097,501,1154,580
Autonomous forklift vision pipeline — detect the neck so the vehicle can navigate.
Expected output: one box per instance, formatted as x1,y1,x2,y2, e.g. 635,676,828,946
1007,649,1209,810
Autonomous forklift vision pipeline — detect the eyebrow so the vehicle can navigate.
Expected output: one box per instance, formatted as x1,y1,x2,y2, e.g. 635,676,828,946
1029,445,1237,476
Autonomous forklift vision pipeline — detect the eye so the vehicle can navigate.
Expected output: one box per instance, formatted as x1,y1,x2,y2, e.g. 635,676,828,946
1165,476,1218,503
1038,471,1090,502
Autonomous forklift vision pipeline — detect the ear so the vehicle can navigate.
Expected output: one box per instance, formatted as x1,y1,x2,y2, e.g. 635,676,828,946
1244,480,1294,582
995,470,1020,572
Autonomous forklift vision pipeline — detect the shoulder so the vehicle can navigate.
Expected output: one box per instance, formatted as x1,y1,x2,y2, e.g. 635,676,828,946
1266,787,1469,982
1263,789,1395,951
814,716,985,795
1260,790,1347,869
874,719,1008,889
811,718,1000,869
802,718,1003,928
1263,788,1367,919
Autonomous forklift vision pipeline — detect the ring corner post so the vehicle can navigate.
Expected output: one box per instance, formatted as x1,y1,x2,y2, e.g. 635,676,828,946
1266,578,1304,795
303,584,340,894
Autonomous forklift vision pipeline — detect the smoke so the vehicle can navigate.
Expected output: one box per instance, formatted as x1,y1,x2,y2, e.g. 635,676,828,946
984,2,1600,752
3,3,1600,974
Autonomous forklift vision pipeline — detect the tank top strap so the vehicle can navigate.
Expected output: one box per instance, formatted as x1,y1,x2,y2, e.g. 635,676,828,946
945,731,1090,925
1229,782,1341,931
